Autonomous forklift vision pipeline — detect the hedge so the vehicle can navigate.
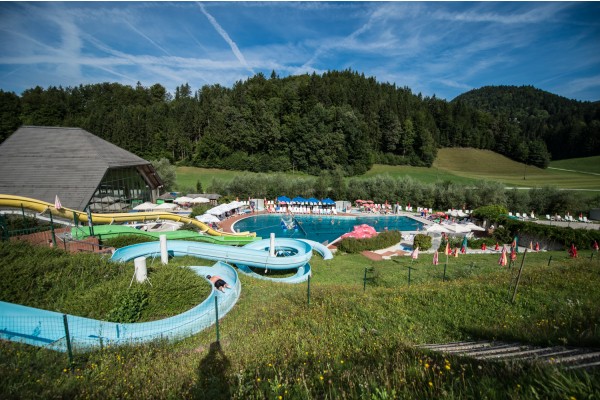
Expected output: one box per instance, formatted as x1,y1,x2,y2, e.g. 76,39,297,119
336,230,403,254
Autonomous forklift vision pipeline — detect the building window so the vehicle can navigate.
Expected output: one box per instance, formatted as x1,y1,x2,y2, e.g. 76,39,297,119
88,167,152,213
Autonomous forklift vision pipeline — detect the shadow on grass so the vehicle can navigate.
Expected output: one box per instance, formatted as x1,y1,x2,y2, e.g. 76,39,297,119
192,341,231,399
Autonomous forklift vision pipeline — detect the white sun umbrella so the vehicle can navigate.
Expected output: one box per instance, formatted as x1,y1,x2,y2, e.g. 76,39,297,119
174,196,194,204
133,201,156,211
196,214,221,224
449,223,472,234
153,202,178,210
464,222,486,232
426,224,451,233
191,197,210,204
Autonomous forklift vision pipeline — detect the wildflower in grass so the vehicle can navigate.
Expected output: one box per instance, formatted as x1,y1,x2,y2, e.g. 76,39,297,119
424,363,430,369
445,364,451,370
256,378,261,382
428,382,433,387
340,360,344,364
320,376,324,380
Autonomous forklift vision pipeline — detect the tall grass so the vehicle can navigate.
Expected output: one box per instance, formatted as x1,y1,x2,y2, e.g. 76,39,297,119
1,241,599,399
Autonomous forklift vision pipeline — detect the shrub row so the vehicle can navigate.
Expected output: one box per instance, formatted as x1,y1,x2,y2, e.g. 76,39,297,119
336,230,402,253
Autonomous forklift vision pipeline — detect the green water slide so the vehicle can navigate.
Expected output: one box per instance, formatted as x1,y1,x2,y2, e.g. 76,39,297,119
71,225,260,245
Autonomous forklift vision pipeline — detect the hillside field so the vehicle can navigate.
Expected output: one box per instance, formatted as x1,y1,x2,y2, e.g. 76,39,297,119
176,149,600,191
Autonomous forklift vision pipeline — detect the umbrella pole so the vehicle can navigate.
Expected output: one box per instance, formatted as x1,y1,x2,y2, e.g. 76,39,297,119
443,253,448,282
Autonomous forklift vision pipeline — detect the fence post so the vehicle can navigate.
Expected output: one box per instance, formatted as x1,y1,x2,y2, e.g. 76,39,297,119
214,296,220,343
307,274,311,306
20,203,26,225
49,212,57,247
511,249,528,303
63,314,74,372
363,267,368,291
547,256,552,266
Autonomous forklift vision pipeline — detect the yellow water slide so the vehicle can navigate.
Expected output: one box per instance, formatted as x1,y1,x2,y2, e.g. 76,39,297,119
0,194,255,237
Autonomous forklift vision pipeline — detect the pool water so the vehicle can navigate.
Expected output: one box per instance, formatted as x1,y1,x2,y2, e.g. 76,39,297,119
233,214,423,244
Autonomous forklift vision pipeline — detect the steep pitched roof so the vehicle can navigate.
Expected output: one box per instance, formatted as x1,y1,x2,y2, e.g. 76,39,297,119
0,126,156,210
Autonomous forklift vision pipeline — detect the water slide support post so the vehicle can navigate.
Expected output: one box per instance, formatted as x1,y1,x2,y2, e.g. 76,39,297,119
214,296,220,343
160,234,168,264
269,232,275,257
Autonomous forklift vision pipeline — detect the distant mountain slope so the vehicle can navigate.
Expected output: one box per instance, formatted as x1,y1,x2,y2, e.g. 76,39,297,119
453,85,600,161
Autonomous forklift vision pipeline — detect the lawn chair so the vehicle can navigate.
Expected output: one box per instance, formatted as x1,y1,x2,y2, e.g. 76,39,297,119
516,212,521,218
546,214,552,220
509,212,513,217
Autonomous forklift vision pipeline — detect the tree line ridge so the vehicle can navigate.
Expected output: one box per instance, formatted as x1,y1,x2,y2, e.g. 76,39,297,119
0,70,598,175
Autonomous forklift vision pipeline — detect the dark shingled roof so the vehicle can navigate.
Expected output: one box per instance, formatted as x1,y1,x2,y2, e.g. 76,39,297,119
0,126,159,210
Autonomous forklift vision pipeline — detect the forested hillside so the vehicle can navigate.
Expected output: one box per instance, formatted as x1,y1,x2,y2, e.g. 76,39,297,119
454,85,600,161
0,71,598,175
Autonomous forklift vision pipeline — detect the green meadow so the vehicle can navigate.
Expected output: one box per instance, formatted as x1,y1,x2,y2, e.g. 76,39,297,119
176,149,600,192
1,240,599,399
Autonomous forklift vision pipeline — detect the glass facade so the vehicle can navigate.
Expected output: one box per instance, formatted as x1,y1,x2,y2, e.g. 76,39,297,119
87,167,152,213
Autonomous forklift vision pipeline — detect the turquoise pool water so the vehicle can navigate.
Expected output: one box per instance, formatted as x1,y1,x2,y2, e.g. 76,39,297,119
233,214,423,244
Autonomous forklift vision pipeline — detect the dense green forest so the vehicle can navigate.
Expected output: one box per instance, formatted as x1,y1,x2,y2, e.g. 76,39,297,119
0,71,598,175
454,85,600,161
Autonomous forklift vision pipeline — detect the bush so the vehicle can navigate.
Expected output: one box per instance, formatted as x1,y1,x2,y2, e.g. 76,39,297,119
497,217,600,250
412,234,432,250
106,286,149,323
472,204,509,222
336,230,402,253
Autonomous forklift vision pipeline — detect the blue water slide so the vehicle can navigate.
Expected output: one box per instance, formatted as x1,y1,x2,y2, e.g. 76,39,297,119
0,238,328,351
111,239,313,270
0,262,239,352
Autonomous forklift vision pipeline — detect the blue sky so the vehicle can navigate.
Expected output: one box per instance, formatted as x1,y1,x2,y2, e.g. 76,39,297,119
1,1,599,101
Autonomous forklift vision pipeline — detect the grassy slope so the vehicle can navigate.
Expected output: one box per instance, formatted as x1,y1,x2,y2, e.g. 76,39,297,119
1,242,599,398
433,148,600,189
176,148,600,190
550,155,600,174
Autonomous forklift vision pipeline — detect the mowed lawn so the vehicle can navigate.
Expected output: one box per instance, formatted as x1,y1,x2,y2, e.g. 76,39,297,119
433,148,600,190
176,149,600,191
550,155,600,175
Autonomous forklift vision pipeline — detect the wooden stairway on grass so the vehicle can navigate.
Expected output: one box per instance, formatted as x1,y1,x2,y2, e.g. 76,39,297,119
420,341,600,370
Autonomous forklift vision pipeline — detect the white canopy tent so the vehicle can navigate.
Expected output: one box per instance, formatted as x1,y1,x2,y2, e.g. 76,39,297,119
196,214,221,224
206,201,247,216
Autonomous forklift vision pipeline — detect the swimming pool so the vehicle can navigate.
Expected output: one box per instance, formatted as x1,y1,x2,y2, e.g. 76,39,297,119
232,214,424,244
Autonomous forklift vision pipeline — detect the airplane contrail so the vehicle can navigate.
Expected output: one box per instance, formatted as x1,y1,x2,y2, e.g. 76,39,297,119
197,2,254,74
